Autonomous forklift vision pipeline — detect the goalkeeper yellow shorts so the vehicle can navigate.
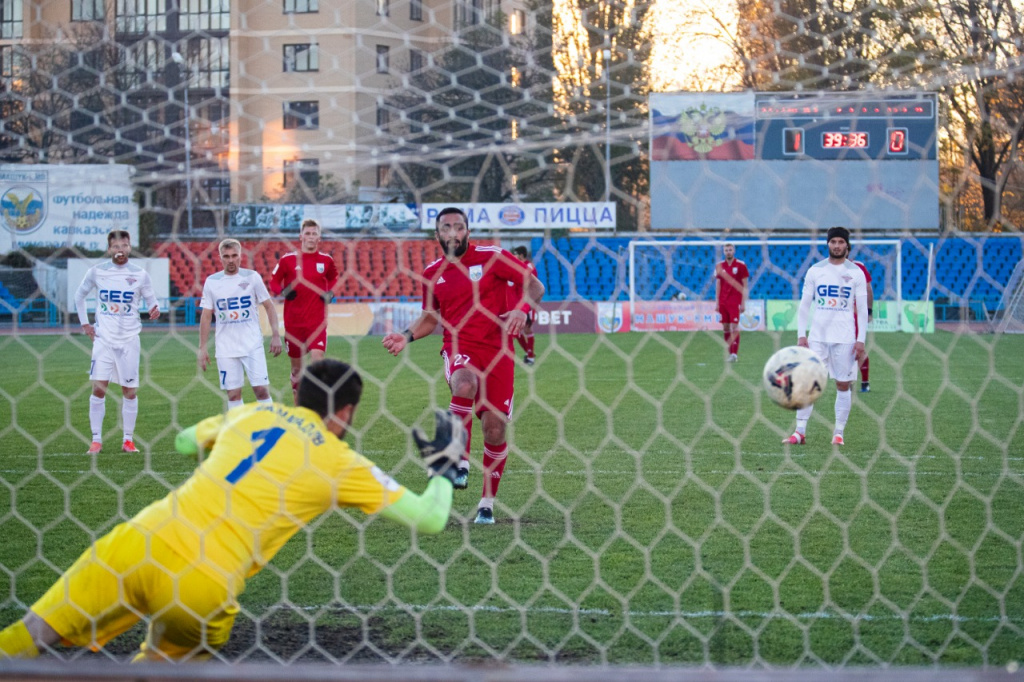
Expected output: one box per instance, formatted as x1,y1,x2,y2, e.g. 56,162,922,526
30,521,239,660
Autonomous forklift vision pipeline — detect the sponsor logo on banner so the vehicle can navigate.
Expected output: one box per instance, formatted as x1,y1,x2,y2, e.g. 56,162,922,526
498,205,525,226
597,302,626,333
1,172,48,236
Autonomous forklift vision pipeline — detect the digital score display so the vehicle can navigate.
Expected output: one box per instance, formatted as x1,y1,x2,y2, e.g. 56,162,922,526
821,131,869,149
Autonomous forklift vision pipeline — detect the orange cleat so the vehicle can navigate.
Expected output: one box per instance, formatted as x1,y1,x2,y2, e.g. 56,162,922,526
87,441,102,455
782,432,806,445
122,440,139,453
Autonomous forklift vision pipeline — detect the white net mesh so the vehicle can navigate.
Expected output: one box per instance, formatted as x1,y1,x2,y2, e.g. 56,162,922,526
1,0,1024,673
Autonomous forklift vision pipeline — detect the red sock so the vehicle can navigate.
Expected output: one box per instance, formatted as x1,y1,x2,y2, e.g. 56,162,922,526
449,396,474,464
730,332,740,355
524,332,535,357
516,333,529,353
723,329,729,348
482,441,508,498
861,356,869,382
291,376,300,405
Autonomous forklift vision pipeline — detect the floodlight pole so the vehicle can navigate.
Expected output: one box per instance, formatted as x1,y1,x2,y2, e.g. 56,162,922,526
171,52,193,235
603,48,611,204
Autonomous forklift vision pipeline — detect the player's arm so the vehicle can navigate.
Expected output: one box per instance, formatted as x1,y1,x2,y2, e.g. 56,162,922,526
866,280,874,322
323,259,340,303
261,298,283,356
854,274,868,347
378,410,465,533
269,258,295,300
141,273,160,320
382,309,440,356
174,413,226,461
198,307,214,371
74,270,96,340
796,272,814,346
740,275,749,313
714,272,721,304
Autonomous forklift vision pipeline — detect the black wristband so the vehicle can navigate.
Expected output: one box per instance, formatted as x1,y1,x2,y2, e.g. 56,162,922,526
403,329,415,344
867,307,873,314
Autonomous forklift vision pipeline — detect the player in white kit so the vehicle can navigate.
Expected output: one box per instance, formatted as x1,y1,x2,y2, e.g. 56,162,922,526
784,226,868,446
75,230,161,455
199,239,283,410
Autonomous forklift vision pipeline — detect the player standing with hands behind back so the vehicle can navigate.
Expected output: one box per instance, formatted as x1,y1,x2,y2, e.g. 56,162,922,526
75,230,160,455
784,226,868,446
511,245,538,365
715,242,749,362
382,207,545,525
269,219,338,403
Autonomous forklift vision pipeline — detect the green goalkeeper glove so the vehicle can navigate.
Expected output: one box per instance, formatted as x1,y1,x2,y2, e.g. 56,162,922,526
412,410,466,485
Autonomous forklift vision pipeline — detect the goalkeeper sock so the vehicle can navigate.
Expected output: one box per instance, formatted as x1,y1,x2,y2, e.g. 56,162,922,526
861,356,870,382
796,405,813,435
122,397,138,441
228,399,243,410
89,395,106,441
834,388,852,434
0,620,39,658
481,442,508,499
449,396,474,459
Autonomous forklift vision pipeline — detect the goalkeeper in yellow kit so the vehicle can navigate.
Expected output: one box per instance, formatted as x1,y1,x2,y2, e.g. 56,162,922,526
0,359,465,662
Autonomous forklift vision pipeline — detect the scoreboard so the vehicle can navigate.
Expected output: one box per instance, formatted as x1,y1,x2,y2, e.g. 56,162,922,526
649,91,940,231
756,92,937,161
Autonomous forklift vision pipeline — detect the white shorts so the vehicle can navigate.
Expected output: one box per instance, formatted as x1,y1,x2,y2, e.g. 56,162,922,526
808,341,858,383
90,337,141,388
216,351,270,391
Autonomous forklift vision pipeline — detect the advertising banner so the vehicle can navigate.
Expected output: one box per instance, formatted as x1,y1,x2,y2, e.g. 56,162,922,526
229,203,419,232
595,301,766,333
765,300,910,333
1,164,138,254
532,301,598,334
901,301,935,333
420,203,616,231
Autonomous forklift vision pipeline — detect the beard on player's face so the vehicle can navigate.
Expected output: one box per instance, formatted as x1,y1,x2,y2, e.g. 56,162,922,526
109,240,130,265
438,232,468,257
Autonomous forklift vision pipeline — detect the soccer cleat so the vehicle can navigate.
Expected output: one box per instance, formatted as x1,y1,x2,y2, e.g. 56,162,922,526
832,434,845,446
473,507,495,525
452,467,469,490
524,355,536,366
860,382,870,393
87,441,102,455
727,353,738,362
122,439,140,453
782,432,806,445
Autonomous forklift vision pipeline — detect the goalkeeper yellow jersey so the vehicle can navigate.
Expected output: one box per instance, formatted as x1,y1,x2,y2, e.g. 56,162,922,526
132,402,406,591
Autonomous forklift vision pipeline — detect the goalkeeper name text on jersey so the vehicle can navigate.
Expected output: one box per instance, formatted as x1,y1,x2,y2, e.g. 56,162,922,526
200,269,274,358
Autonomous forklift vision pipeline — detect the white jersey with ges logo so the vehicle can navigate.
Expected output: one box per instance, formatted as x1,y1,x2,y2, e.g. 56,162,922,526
200,269,272,357
797,259,868,344
74,261,158,346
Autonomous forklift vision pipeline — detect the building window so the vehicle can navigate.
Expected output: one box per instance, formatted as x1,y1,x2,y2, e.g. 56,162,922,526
1,0,24,38
409,0,421,20
375,0,388,16
72,0,104,21
0,44,27,78
179,37,230,89
116,0,167,33
376,165,390,188
376,45,389,74
179,0,230,31
284,101,319,130
202,175,231,205
509,8,525,34
408,48,424,73
120,38,165,88
284,158,319,188
376,105,390,131
457,0,484,26
284,0,317,13
284,43,318,72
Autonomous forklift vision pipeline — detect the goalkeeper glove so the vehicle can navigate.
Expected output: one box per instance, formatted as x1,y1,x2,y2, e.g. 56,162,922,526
412,409,466,485
283,289,298,301
322,291,333,304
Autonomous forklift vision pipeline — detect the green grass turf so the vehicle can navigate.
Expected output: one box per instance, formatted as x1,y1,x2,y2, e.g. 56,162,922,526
0,329,1022,665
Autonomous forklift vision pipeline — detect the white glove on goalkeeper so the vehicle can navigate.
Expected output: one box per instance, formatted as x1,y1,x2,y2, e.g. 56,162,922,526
412,409,467,485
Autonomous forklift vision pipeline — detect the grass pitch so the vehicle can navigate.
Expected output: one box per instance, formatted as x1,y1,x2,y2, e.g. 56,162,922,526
0,328,1022,665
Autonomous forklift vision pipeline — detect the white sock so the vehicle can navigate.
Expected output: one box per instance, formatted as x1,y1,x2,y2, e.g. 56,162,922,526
228,399,244,410
122,397,138,441
256,398,273,405
478,496,494,511
89,395,105,441
834,389,852,435
795,405,813,435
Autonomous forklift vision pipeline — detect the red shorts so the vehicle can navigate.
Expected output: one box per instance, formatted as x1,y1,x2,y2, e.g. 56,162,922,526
718,301,741,325
442,341,515,419
284,323,327,359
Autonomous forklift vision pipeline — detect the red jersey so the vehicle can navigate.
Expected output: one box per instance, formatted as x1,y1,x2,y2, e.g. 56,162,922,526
715,258,749,304
269,250,339,327
853,260,872,285
422,244,532,351
507,259,537,313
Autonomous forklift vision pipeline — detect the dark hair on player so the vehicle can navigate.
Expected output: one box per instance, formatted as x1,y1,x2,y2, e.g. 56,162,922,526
512,246,529,259
435,207,468,230
826,226,851,247
107,230,131,245
297,359,363,417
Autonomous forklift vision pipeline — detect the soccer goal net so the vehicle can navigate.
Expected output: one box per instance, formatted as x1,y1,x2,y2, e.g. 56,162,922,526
2,0,1024,676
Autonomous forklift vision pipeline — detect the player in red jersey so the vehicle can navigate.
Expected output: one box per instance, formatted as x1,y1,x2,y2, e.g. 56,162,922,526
851,256,874,392
269,219,339,403
511,246,538,365
382,208,545,525
714,243,749,362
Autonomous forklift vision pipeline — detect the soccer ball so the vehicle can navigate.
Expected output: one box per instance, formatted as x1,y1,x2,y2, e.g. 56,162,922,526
762,346,828,410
